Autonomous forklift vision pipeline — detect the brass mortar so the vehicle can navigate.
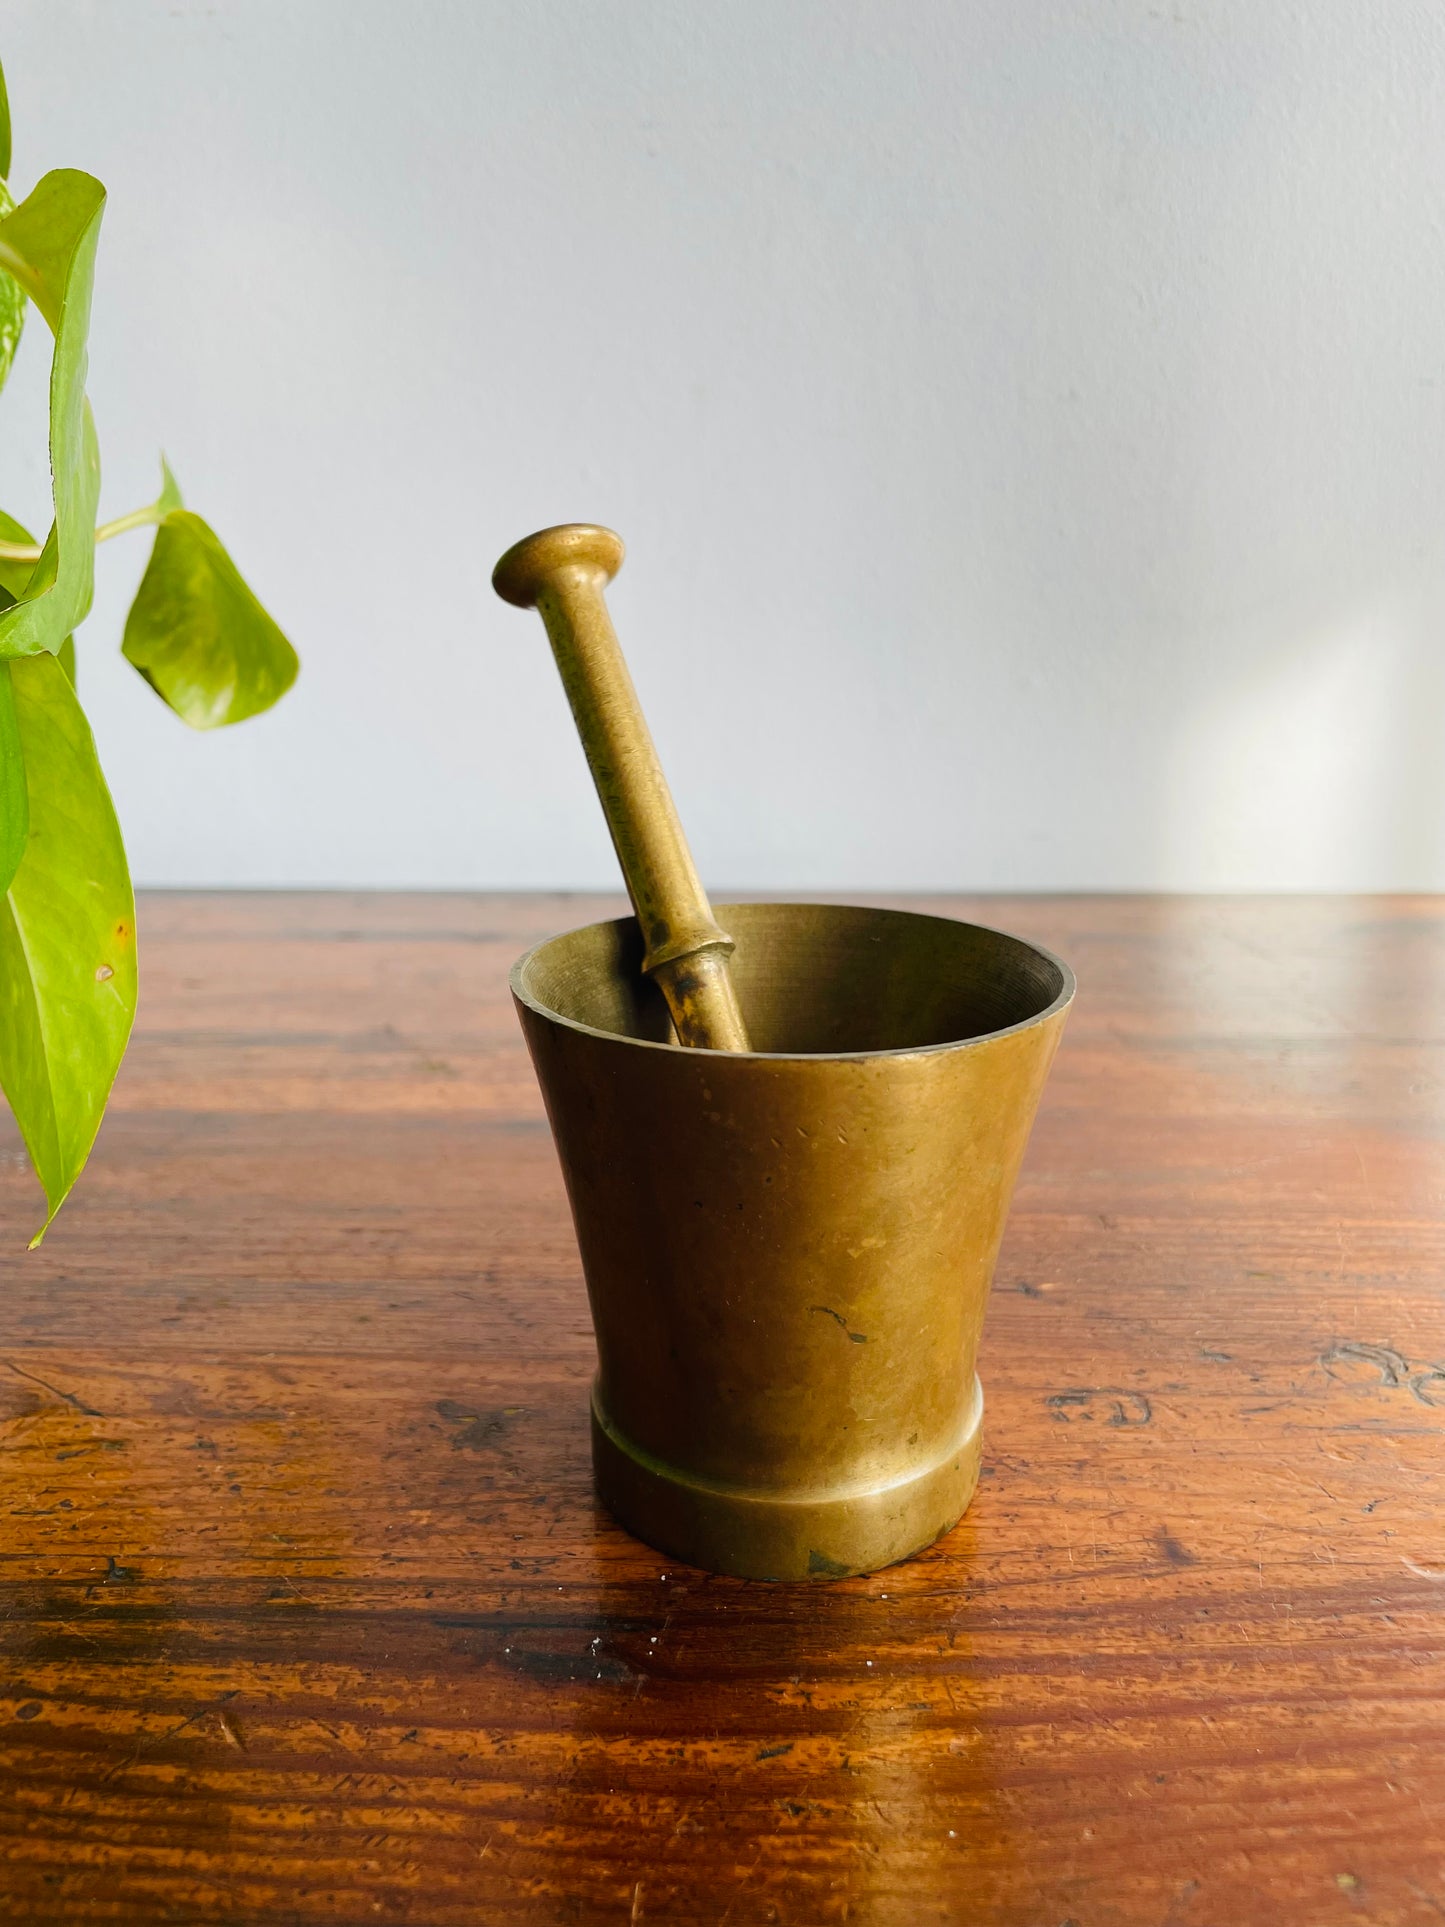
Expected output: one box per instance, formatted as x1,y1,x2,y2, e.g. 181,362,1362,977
513,899,1072,1581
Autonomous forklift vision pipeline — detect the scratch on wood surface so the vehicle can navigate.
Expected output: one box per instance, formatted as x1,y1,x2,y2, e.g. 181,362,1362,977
1405,1878,1445,1919
311,1719,363,1755
101,1707,208,1783
2,1360,102,1417
717,1852,765,1926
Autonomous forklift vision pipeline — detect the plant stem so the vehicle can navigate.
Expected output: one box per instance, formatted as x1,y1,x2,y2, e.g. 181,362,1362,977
96,503,164,544
0,501,163,564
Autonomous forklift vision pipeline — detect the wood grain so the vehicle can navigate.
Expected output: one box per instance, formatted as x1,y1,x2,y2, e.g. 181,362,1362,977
0,892,1442,1924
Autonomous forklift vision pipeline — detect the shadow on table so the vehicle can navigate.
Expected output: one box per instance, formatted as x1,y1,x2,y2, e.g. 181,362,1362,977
518,1502,1029,1926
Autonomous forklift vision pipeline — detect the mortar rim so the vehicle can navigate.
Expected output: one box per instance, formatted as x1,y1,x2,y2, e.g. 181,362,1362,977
510,900,1076,1063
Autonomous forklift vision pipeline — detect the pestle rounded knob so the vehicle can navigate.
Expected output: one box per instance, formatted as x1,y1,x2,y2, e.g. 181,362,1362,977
492,523,751,1053
492,524,625,607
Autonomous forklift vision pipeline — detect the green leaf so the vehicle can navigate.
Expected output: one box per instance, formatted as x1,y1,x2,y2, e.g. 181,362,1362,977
122,510,298,728
0,170,105,661
0,666,24,896
0,505,37,605
0,179,24,400
0,509,33,894
156,455,183,517
0,650,135,1243
0,53,11,182
0,505,70,706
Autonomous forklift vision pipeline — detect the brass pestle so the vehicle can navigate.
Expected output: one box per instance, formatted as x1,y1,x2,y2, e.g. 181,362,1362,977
492,524,750,1052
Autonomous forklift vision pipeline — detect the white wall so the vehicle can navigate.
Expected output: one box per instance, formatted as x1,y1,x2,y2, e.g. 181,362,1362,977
2,0,1444,891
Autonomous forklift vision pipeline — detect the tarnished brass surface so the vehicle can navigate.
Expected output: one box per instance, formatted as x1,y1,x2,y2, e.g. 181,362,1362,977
513,901,1073,1580
492,524,749,1051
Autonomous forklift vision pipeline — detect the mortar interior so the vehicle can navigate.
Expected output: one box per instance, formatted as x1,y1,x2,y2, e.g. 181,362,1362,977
515,902,1070,1056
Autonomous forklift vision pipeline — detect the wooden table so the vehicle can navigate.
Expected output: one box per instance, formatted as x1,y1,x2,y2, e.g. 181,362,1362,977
1,893,1442,1924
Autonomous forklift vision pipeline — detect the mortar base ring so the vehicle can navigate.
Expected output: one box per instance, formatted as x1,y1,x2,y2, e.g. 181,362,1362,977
590,1379,984,1581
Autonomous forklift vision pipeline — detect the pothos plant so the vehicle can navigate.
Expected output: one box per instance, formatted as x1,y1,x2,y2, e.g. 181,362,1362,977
0,57,298,1245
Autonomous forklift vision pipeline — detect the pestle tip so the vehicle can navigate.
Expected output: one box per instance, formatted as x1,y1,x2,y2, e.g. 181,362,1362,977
492,524,625,608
